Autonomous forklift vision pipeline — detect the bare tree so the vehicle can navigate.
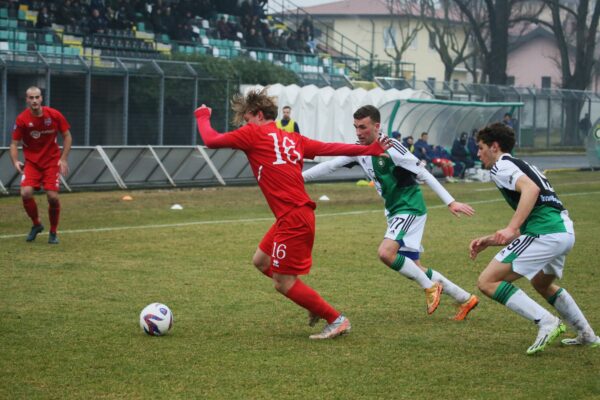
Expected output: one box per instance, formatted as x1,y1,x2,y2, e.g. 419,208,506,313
452,0,543,85
383,0,423,78
419,0,479,82
520,1,600,144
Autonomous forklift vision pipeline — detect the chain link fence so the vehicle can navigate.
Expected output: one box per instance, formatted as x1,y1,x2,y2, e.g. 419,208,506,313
0,53,237,147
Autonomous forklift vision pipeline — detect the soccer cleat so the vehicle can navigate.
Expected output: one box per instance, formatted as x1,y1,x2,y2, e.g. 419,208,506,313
561,332,600,348
309,315,351,340
48,232,59,244
452,295,480,321
308,311,321,327
526,316,566,355
425,282,443,314
26,224,44,242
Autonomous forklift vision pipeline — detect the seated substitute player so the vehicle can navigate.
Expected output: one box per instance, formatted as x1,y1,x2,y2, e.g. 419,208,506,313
303,105,479,320
470,122,599,354
195,89,392,340
10,86,72,244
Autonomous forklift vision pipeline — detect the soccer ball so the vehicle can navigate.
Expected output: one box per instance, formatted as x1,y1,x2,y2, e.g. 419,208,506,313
139,303,173,336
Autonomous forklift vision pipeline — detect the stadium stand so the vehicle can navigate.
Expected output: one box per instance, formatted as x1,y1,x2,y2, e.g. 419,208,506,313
0,0,350,83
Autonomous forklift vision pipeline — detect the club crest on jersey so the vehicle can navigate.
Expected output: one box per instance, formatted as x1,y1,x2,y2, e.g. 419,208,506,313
28,122,34,127
30,130,41,139
44,118,52,126
378,158,386,167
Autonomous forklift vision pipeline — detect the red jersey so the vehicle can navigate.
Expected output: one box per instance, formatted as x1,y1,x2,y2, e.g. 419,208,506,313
12,106,70,168
196,109,385,218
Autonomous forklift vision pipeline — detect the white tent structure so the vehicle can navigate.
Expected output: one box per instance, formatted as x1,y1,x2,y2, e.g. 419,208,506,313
241,84,432,143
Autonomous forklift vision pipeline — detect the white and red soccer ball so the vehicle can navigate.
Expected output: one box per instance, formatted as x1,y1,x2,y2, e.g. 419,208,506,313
139,303,173,336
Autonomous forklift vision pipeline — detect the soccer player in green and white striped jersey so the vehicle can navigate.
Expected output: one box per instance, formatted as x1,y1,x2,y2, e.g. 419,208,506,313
303,105,479,320
470,122,599,354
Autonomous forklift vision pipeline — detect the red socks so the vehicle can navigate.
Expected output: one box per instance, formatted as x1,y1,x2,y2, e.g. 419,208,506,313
48,199,60,234
285,279,340,324
22,197,40,226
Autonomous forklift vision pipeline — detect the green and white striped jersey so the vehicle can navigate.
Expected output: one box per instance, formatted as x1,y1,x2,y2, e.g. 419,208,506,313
303,138,454,217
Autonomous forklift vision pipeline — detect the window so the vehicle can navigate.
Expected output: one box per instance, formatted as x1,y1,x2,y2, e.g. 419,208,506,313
384,26,396,49
410,33,418,50
428,32,436,50
541,76,551,89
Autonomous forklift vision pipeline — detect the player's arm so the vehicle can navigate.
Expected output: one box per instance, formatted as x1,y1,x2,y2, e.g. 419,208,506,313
59,130,72,176
194,105,246,149
302,135,391,159
390,144,474,217
9,139,23,173
469,234,498,260
302,156,356,181
493,174,539,245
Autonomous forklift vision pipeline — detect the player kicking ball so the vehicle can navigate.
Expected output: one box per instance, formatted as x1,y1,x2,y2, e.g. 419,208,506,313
303,105,479,320
470,122,600,354
195,89,392,339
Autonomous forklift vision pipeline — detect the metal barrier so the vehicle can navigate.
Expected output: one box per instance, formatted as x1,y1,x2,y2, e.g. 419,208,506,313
0,146,256,194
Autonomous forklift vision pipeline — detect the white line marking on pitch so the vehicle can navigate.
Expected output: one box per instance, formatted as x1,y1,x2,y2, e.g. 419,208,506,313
1,191,598,240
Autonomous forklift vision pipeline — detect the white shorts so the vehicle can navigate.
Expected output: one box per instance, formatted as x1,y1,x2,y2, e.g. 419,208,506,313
384,213,426,253
494,232,575,280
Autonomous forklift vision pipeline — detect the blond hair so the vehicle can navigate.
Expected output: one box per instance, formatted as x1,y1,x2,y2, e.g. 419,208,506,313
231,88,278,126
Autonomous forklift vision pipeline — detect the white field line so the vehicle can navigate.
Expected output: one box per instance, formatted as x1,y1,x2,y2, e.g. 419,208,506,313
1,191,599,240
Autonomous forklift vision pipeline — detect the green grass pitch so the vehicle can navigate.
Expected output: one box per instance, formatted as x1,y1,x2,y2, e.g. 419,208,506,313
1,171,599,399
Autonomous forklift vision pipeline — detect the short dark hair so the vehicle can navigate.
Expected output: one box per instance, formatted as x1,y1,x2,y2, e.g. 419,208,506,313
282,105,291,111
421,132,428,138
476,122,515,153
504,112,512,118
353,105,380,123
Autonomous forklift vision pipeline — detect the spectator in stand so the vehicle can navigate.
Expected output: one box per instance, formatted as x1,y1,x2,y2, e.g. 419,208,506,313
216,15,231,40
431,145,456,183
36,6,53,29
402,135,415,153
414,132,455,183
88,8,107,34
150,6,167,34
502,112,514,129
451,132,475,179
468,128,480,162
56,0,77,27
246,27,264,48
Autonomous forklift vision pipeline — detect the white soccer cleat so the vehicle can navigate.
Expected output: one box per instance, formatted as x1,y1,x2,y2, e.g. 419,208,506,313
561,331,600,348
526,316,566,355
309,315,351,340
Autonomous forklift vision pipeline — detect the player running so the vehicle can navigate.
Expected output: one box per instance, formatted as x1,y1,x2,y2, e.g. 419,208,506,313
195,89,392,339
470,122,600,354
303,105,478,320
10,86,72,244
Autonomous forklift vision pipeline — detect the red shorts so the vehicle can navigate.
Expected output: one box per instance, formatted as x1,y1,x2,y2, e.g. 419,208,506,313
21,162,60,192
258,205,315,276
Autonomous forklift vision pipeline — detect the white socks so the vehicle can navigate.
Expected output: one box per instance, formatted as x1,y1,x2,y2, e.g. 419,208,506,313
429,269,471,303
506,289,552,323
552,289,596,335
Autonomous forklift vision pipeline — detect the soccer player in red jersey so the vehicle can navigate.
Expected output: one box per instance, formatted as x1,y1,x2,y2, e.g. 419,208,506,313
10,86,72,244
195,89,391,339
